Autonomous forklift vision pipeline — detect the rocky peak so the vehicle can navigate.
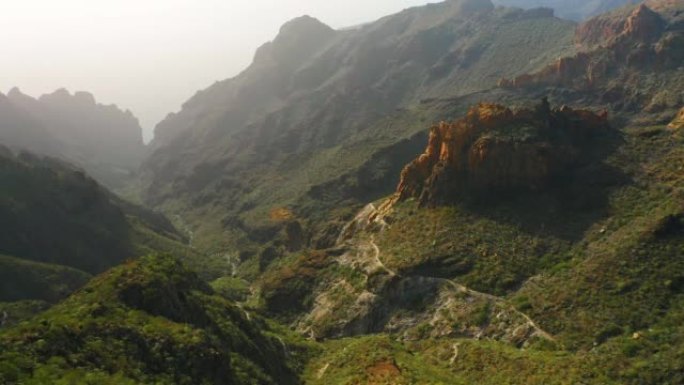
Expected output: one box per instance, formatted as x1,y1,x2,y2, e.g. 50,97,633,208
576,4,665,48
253,15,336,70
623,4,665,41
396,99,609,206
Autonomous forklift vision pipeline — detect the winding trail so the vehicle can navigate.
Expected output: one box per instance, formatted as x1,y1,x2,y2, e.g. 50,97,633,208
331,201,556,343
367,234,555,342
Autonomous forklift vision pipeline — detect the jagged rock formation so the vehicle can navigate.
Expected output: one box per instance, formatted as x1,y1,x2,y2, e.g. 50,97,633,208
575,3,664,47
396,100,609,206
1,88,146,188
499,2,683,90
669,107,684,130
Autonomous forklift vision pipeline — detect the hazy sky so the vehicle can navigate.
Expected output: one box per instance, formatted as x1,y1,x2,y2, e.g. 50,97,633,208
1,0,441,142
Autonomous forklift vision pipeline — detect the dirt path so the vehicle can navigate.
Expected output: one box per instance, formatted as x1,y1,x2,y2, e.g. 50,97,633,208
369,235,555,342
335,201,556,342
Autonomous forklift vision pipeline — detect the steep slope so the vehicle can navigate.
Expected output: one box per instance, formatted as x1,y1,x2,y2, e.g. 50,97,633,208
0,255,311,385
257,96,684,383
493,0,635,21
0,149,191,275
0,148,214,320
141,0,578,254
1,88,147,189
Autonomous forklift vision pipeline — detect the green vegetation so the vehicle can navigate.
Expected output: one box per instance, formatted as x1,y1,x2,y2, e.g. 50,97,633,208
140,2,578,255
302,335,613,385
0,255,313,385
2,2,684,384
0,150,202,304
0,255,91,303
376,200,572,295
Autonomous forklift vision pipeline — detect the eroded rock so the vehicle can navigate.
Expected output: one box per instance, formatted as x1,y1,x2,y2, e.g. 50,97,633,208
396,100,609,206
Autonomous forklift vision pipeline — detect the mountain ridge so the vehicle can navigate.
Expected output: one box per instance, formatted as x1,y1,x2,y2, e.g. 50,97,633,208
1,87,147,189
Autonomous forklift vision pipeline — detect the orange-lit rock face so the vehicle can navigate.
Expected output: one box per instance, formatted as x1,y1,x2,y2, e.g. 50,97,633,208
669,108,684,130
396,101,609,206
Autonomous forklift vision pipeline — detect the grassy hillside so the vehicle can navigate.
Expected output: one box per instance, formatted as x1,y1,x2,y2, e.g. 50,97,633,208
0,149,195,275
0,149,215,316
0,255,314,385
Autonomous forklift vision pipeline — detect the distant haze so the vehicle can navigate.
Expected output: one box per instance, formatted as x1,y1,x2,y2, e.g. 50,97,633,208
1,0,443,143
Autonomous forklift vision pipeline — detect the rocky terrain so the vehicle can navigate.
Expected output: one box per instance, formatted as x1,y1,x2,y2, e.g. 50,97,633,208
499,1,684,116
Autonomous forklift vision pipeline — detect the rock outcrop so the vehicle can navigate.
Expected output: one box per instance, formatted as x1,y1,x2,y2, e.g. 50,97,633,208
499,3,677,90
575,3,665,48
396,100,609,206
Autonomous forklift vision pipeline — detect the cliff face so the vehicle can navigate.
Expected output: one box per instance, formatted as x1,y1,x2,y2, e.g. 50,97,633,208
396,100,609,205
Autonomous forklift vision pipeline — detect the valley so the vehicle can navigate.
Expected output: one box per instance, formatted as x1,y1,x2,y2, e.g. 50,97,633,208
1,0,683,383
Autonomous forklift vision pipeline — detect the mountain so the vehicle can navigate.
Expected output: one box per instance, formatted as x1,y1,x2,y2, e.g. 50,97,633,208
493,0,636,21
140,0,578,255
1,88,147,189
2,0,684,383
0,254,310,384
256,1,684,382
